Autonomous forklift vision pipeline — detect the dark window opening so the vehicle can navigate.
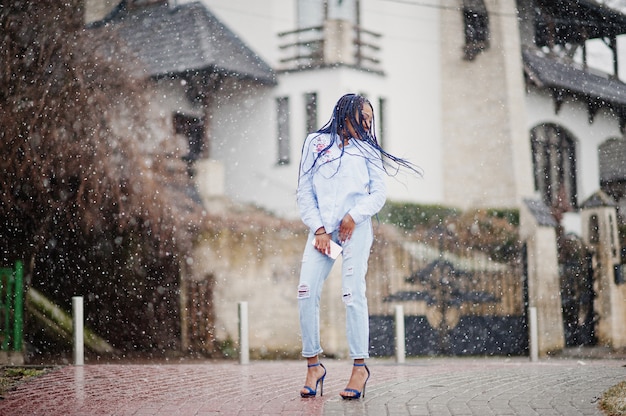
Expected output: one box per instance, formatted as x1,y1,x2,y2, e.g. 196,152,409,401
599,138,626,210
462,0,490,61
589,215,600,245
174,113,205,162
304,92,318,136
276,96,290,165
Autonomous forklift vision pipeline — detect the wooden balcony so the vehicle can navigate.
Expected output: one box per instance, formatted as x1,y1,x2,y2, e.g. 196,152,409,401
277,20,382,72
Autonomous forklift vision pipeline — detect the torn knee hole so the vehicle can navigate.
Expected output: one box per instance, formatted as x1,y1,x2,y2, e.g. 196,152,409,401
342,289,353,305
298,284,310,299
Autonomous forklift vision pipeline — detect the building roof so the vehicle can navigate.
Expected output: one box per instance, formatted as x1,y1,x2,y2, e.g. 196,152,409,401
523,199,557,227
523,49,626,107
581,190,618,208
91,1,275,85
535,0,626,44
523,50,626,181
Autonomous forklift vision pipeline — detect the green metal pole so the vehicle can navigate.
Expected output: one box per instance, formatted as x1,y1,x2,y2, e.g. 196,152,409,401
14,261,23,352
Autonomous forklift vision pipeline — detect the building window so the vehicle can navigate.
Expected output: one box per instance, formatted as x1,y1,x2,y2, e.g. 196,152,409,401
304,92,318,135
598,138,626,206
531,124,578,212
297,0,357,26
462,0,490,61
609,212,618,259
174,113,205,162
377,97,386,148
589,215,600,245
276,96,290,165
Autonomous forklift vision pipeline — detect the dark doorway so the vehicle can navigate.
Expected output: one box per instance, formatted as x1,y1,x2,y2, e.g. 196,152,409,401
559,234,597,346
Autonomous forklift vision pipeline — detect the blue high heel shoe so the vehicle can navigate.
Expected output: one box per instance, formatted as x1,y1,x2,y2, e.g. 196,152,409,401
340,362,370,400
300,362,326,398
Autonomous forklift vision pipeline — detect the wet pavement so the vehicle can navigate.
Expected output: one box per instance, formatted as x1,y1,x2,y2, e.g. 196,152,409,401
0,356,624,415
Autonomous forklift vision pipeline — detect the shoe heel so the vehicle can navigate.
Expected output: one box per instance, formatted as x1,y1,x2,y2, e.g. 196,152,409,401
318,363,326,397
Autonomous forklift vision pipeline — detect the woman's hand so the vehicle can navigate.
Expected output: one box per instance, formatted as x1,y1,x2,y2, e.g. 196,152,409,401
314,228,331,255
339,214,355,243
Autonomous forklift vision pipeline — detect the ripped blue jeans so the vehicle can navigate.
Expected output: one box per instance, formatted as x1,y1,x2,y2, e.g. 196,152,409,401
297,219,373,359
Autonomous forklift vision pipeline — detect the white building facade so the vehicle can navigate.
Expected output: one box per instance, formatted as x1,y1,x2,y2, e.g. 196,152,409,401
185,0,625,221
187,0,444,218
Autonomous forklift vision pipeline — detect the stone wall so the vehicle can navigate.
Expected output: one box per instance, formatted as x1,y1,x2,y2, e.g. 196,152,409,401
191,203,315,358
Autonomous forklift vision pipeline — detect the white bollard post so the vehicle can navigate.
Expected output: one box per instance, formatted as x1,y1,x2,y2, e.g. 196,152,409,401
238,301,249,365
395,305,406,363
529,306,539,362
72,296,84,366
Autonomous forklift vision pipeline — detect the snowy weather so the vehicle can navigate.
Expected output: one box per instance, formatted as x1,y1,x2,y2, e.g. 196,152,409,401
1,1,626,415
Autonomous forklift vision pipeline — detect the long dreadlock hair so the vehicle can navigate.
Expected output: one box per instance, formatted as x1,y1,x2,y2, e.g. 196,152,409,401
299,93,422,180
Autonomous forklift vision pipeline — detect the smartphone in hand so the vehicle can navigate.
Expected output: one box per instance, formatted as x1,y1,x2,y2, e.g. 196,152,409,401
312,239,343,259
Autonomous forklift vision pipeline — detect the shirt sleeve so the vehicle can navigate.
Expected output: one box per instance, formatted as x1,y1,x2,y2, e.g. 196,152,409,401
348,152,387,225
296,136,324,233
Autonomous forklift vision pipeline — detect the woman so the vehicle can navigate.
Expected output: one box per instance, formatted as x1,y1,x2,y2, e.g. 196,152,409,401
296,93,418,400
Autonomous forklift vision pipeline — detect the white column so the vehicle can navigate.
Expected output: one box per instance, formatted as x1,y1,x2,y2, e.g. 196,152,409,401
529,306,539,362
72,296,84,366
239,301,250,365
395,305,406,363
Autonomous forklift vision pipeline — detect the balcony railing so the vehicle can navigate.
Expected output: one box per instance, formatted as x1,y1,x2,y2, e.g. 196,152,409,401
277,20,382,72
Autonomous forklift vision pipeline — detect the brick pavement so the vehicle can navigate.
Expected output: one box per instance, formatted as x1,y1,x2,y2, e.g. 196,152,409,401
0,357,624,415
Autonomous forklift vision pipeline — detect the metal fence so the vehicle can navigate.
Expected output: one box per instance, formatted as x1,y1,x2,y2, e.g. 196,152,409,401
368,229,527,356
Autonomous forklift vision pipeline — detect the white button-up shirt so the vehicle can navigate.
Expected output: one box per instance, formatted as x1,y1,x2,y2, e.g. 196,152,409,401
297,133,387,234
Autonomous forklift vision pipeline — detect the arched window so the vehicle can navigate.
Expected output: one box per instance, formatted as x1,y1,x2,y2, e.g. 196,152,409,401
530,124,578,211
